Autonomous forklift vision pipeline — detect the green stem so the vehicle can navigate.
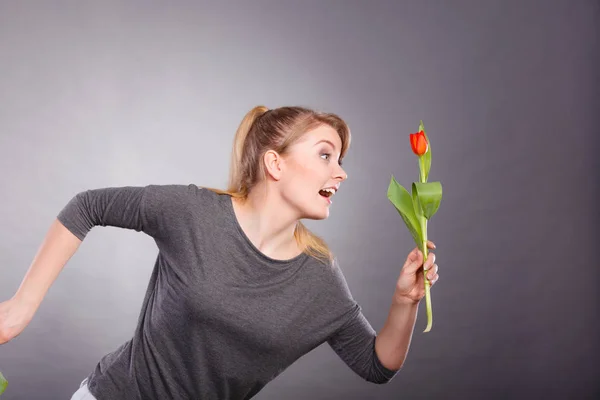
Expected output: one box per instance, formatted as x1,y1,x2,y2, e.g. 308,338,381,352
421,221,432,332
418,156,433,333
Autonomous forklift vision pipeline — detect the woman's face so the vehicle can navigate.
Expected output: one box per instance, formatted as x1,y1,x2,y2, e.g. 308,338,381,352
277,124,348,220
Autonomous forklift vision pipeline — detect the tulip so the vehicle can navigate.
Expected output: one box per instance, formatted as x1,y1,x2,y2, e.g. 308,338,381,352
387,121,442,332
410,130,428,157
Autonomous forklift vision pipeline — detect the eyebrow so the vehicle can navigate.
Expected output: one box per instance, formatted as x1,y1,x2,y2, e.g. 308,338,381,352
315,139,338,150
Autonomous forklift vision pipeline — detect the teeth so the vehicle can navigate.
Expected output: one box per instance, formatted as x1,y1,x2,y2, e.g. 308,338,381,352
320,188,336,196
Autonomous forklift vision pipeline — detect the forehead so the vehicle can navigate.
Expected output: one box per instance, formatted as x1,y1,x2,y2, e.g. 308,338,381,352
297,124,342,152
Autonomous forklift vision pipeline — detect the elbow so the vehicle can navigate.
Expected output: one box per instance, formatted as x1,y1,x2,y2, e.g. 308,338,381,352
360,359,401,385
366,373,399,385
365,339,401,384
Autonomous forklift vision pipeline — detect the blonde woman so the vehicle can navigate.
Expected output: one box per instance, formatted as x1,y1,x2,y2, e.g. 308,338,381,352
0,106,439,399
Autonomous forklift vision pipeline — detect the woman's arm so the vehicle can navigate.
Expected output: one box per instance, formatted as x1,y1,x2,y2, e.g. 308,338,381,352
325,258,402,384
1,184,190,343
14,185,155,311
375,299,419,371
326,303,401,384
13,218,82,312
0,219,82,344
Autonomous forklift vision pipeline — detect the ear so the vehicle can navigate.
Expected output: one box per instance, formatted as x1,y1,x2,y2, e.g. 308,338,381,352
263,150,284,180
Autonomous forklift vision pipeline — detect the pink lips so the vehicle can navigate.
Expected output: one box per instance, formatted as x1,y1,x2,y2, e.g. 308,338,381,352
320,193,332,205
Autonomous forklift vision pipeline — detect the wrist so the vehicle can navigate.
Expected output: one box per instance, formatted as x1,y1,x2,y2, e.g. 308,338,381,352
12,292,41,317
392,291,420,307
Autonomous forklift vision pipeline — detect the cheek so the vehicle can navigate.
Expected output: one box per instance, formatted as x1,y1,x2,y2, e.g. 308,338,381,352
289,161,312,180
284,164,318,195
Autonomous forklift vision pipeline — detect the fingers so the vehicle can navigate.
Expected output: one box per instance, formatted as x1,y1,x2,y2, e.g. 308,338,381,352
403,240,438,276
403,248,422,274
425,240,439,284
408,241,435,258
408,248,439,284
426,262,438,281
424,254,439,285
405,247,432,269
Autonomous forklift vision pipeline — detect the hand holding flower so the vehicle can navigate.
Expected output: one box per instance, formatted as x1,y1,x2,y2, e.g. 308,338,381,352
394,241,439,305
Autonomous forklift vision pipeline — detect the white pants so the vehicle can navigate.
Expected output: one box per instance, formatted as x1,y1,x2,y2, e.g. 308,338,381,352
70,377,97,400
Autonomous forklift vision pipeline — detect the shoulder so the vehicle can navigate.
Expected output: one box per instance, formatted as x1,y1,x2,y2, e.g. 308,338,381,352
306,256,354,300
138,184,229,234
139,184,227,220
142,183,221,205
327,257,352,294
304,256,360,331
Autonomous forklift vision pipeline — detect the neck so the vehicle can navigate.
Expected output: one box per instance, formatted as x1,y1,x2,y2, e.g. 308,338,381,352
231,183,301,260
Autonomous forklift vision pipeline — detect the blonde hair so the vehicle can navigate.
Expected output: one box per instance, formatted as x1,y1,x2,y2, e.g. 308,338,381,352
202,105,351,265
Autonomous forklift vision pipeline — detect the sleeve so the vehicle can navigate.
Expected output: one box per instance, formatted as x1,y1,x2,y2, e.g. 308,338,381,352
56,184,189,241
327,304,400,384
325,259,401,384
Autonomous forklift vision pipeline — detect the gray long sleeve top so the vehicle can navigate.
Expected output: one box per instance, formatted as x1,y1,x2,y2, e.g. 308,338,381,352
56,184,399,399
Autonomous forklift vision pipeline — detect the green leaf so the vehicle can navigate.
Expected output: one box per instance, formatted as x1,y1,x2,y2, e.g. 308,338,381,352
411,182,424,220
387,175,422,246
412,181,443,219
419,120,432,182
0,371,7,396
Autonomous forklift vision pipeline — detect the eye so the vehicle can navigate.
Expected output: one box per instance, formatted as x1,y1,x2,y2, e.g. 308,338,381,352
321,153,331,161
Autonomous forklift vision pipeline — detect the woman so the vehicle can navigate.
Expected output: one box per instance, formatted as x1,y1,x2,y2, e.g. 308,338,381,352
0,105,439,399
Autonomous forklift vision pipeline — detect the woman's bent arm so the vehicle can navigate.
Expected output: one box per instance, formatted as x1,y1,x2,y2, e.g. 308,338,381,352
13,218,82,312
0,219,81,344
1,184,194,343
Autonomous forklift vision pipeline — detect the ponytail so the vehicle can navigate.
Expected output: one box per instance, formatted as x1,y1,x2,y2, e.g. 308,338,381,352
227,105,269,197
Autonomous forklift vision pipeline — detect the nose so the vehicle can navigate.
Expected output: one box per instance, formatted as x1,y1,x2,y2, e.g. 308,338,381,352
335,164,348,182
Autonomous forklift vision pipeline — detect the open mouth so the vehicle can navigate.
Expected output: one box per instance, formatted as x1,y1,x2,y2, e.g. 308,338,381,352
319,188,335,198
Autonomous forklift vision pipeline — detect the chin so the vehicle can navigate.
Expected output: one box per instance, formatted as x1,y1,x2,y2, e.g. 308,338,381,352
307,213,329,221
294,194,332,220
302,206,330,221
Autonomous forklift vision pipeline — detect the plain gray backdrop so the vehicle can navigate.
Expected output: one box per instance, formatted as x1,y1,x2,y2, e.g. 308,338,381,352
1,1,598,399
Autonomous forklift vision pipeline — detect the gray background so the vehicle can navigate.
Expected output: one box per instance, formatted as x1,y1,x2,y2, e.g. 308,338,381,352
1,1,598,399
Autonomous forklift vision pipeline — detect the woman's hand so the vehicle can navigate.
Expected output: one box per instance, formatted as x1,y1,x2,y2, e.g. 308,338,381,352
0,297,36,344
394,240,439,305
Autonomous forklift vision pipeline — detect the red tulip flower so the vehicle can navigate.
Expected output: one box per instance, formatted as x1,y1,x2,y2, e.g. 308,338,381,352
410,131,428,156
